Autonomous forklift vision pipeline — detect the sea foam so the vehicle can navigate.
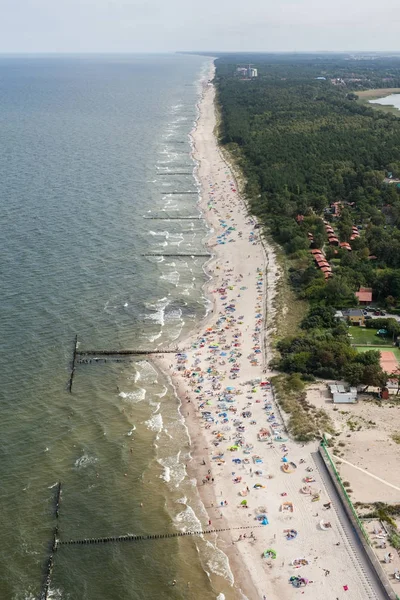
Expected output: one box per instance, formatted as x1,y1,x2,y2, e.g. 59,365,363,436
145,413,163,432
119,388,146,403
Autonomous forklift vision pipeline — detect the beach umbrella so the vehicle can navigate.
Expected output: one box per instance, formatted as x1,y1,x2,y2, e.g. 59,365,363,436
240,499,247,505
261,517,269,525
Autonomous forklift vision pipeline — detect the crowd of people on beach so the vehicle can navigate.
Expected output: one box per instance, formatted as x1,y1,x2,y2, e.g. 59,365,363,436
163,157,363,598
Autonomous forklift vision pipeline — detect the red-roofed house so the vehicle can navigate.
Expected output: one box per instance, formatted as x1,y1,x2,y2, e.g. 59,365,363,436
340,242,352,251
356,287,373,304
328,236,339,246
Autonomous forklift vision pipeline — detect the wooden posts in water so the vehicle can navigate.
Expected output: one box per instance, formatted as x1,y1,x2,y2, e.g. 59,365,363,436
40,482,62,599
41,527,59,600
67,335,78,393
55,482,62,519
75,348,178,357
57,524,264,547
142,253,211,257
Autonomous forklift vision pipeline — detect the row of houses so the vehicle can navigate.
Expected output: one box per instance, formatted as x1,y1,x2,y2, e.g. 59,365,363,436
310,249,332,279
325,222,359,249
325,222,339,246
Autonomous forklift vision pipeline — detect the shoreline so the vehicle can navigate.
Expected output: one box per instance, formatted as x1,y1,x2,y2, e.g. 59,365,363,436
155,65,376,599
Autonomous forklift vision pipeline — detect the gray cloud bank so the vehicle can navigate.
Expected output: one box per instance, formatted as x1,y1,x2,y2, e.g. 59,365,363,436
1,0,400,53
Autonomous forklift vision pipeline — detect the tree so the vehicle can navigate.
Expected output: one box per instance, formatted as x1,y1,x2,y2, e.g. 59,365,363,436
385,296,396,308
301,306,336,330
344,363,365,386
356,349,381,366
390,368,400,395
324,277,356,307
361,364,388,391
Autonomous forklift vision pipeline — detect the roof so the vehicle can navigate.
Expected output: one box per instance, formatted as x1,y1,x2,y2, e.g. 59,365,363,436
346,309,364,317
310,249,322,255
380,351,399,375
356,287,372,303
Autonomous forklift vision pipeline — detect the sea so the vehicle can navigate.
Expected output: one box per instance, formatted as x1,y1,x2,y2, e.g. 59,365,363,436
0,54,235,600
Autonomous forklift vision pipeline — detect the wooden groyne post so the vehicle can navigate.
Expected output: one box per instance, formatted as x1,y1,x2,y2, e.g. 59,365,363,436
67,335,78,393
57,524,264,547
55,482,62,519
143,216,201,220
75,348,178,357
159,172,193,176
142,253,211,258
40,527,58,600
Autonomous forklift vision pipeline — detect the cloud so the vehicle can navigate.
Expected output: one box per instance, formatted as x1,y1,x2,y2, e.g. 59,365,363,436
0,0,400,52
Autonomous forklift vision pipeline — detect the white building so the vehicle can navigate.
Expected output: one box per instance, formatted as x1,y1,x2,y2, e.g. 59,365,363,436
329,383,357,404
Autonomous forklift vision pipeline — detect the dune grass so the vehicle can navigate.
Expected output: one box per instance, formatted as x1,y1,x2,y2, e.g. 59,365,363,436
272,374,334,442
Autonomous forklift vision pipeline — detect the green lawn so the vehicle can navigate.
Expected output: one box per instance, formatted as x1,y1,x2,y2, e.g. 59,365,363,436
348,325,393,346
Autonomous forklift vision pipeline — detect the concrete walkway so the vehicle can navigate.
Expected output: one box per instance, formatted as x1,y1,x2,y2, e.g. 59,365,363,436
313,452,389,600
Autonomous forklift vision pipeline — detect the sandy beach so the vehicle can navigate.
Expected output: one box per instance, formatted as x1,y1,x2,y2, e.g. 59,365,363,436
156,70,382,600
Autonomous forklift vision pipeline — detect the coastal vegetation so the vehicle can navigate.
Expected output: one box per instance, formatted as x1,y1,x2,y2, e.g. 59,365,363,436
271,373,334,441
215,53,400,387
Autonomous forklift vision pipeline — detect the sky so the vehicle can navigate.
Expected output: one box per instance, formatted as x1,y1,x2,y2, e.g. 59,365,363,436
1,0,400,53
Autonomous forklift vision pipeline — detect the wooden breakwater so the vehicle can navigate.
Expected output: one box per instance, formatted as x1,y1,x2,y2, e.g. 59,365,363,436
75,348,178,357
41,528,58,600
158,172,193,176
67,335,78,393
143,216,201,220
143,253,211,257
55,482,62,519
58,525,264,547
40,481,62,600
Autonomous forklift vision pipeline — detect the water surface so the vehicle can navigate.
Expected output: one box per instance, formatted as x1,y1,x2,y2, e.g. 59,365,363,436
0,54,232,600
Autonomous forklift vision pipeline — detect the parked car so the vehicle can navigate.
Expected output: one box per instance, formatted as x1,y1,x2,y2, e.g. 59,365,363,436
365,315,373,320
